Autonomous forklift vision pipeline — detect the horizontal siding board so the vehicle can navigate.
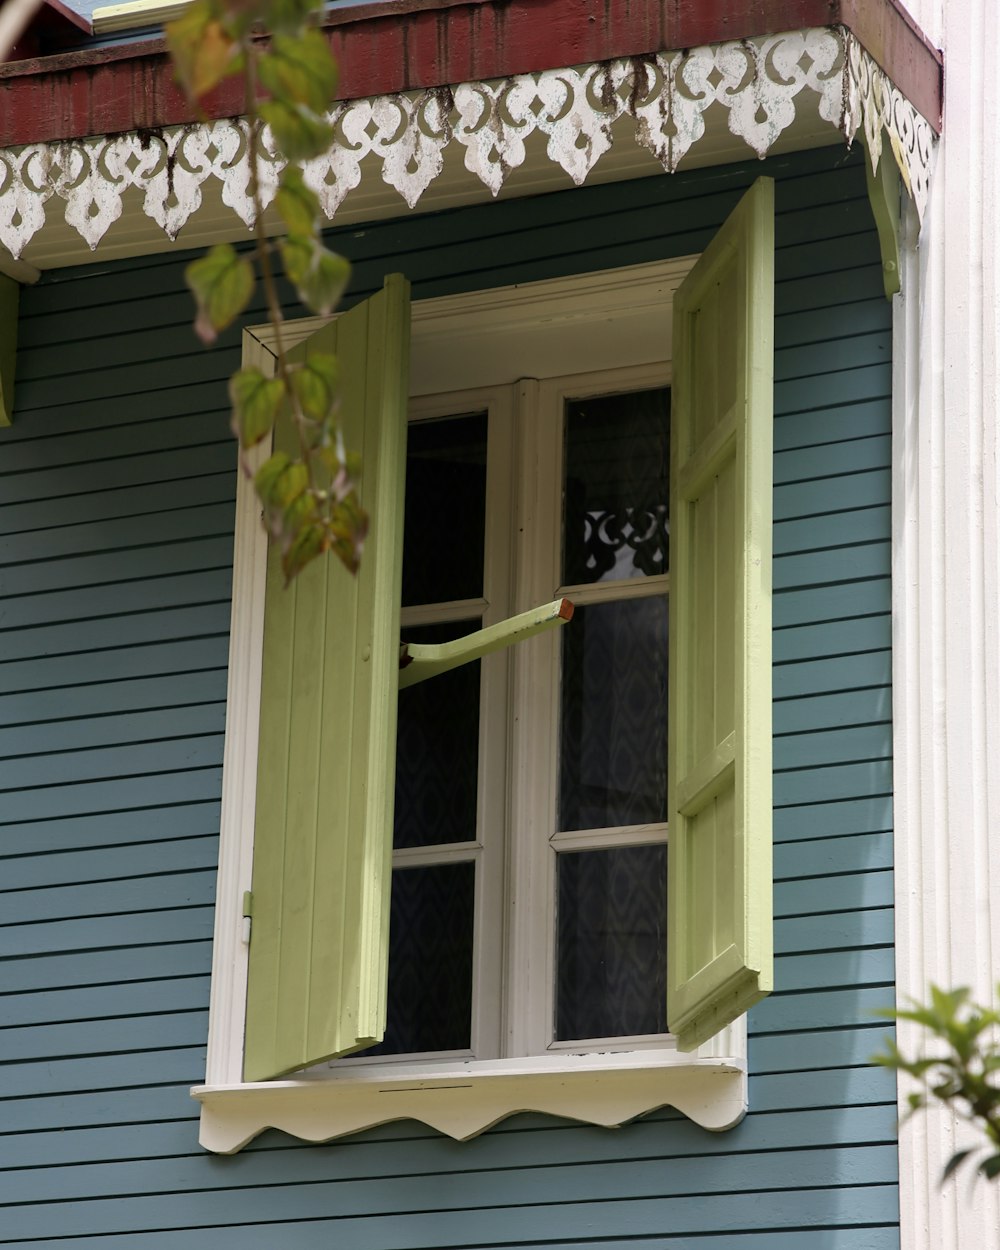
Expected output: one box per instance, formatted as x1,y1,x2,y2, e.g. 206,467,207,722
3,1228,902,1250
752,985,894,1034
774,687,892,736
773,542,890,591
0,674,228,730
0,802,221,857
774,948,894,994
774,436,889,485
0,636,231,695
775,469,889,523
0,473,235,536
1,835,219,892
0,1007,209,1065
0,1185,901,1245
0,535,234,596
0,1102,899,1173
0,502,235,565
774,614,891,662
773,578,890,628
776,833,893,881
0,907,217,957
0,769,224,825
776,907,895,955
775,870,893,918
750,1025,893,1073
0,412,232,476
773,403,889,453
0,869,215,925
0,1147,899,1238
773,724,891,772
773,506,891,555
751,1069,895,1114
0,939,213,993
0,702,226,760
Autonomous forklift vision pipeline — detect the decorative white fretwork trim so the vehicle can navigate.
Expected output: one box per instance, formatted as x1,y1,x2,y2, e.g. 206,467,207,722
0,25,935,260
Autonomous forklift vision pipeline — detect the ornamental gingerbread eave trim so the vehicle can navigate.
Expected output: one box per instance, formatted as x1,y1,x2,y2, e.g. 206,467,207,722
0,26,934,261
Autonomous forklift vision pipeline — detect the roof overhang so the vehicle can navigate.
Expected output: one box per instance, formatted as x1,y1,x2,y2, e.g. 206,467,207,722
0,0,941,274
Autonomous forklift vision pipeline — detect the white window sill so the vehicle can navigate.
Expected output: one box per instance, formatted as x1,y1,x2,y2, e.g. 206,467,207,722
191,1052,747,1153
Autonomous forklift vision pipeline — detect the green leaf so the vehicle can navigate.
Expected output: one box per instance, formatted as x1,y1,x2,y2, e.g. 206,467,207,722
282,521,326,583
942,1149,973,1182
272,460,309,508
166,1,241,102
279,235,350,316
980,1153,1000,1180
230,368,285,446
275,167,321,236
326,491,368,575
260,99,334,162
255,451,292,506
290,352,339,423
186,244,254,345
258,30,337,114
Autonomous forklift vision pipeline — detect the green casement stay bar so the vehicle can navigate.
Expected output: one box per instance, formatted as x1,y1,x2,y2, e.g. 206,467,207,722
398,598,574,689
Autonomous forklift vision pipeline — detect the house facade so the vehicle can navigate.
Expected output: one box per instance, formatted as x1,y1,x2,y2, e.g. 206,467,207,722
1,1,997,1247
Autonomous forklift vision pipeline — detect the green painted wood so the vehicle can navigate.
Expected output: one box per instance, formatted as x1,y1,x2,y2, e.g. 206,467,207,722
244,275,410,1081
863,147,902,299
0,273,18,426
668,178,774,1050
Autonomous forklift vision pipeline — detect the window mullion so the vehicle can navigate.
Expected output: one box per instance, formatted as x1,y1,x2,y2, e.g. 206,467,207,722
507,377,562,1058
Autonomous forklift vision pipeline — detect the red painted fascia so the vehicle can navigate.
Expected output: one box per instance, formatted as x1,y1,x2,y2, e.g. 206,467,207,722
0,0,942,148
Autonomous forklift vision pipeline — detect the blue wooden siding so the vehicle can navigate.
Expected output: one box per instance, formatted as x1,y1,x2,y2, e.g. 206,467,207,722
0,145,896,1247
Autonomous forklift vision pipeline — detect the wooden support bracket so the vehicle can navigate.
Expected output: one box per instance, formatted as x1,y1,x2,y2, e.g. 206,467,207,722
864,140,902,299
399,598,574,689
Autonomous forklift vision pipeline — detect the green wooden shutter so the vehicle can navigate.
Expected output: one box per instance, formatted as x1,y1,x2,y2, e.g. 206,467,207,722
667,179,774,1052
244,274,411,1082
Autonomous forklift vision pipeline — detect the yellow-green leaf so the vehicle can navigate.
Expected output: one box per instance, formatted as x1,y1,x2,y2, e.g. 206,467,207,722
281,521,326,583
258,30,337,114
230,368,285,446
166,2,241,102
186,244,254,345
279,235,350,316
290,352,339,423
255,451,292,505
260,99,334,162
275,167,320,236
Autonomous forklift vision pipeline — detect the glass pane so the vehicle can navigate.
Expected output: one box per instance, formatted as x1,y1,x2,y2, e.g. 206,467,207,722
556,845,667,1041
394,621,481,849
361,861,476,1057
402,412,488,607
558,597,668,831
562,388,669,586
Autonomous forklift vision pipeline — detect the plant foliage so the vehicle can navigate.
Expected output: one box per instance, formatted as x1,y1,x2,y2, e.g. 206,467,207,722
167,0,364,583
873,984,1000,1184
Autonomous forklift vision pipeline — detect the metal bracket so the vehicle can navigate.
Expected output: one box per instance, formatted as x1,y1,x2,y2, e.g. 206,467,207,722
398,598,574,689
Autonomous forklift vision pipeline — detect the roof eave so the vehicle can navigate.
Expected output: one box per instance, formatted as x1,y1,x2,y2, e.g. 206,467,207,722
0,0,942,148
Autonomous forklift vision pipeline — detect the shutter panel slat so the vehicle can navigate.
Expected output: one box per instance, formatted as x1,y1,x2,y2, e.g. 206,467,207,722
668,180,774,1051
244,275,410,1082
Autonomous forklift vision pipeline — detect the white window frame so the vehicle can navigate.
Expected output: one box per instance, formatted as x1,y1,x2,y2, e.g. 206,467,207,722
193,259,749,1153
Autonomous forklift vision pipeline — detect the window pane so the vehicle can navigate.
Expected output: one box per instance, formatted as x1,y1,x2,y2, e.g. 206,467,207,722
395,621,481,849
562,388,669,586
556,845,667,1041
559,597,668,831
402,412,488,606
362,862,476,1057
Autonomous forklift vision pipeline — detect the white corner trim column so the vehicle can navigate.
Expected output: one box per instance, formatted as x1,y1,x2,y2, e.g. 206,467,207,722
892,0,1000,1243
